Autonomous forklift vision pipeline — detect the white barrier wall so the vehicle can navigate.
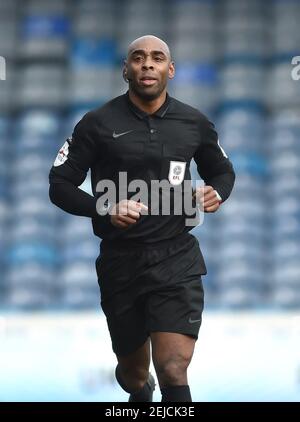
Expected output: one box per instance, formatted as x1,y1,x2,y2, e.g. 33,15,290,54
0,311,299,402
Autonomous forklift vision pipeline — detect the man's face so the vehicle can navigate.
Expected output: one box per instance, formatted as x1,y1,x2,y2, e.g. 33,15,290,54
125,40,175,101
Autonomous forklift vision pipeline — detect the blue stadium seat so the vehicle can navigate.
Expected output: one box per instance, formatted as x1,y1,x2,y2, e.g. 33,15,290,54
16,111,61,137
20,14,70,60
171,63,218,113
60,262,100,309
220,63,265,103
1,0,299,311
5,262,57,310
18,65,67,108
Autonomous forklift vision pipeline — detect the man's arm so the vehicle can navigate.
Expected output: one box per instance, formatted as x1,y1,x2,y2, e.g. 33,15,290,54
49,181,98,218
194,118,235,205
49,112,112,232
49,112,146,232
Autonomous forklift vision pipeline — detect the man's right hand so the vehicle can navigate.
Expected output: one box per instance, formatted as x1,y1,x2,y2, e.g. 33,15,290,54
110,200,148,229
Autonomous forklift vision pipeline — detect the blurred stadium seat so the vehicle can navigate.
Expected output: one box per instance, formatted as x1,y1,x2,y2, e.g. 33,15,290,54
0,0,299,311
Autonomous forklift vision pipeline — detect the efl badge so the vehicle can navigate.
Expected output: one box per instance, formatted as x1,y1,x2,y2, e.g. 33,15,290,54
53,138,71,167
168,160,186,186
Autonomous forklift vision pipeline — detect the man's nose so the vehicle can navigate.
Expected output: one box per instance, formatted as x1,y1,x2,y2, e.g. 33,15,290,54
142,57,154,70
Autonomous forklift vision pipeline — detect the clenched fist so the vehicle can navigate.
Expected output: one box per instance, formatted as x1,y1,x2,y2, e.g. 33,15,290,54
110,200,148,228
194,185,222,213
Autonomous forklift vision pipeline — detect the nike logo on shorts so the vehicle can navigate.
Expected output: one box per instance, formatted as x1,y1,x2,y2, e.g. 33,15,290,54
188,317,202,324
112,130,134,138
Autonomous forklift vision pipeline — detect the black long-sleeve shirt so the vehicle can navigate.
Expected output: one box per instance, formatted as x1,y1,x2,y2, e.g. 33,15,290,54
49,91,235,243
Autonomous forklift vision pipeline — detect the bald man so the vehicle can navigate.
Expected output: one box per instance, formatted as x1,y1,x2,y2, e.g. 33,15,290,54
49,35,235,402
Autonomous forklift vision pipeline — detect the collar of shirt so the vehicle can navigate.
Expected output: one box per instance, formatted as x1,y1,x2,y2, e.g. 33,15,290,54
125,90,171,120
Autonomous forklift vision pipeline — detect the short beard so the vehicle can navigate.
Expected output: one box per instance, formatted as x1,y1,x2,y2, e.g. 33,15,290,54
130,83,166,101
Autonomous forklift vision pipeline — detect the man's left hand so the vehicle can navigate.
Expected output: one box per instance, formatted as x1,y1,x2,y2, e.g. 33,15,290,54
194,185,222,213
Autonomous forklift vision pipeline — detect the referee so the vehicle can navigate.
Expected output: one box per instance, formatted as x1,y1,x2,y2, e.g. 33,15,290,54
49,35,235,402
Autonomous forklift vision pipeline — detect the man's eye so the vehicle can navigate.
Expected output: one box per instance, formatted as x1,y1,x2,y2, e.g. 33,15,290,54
155,57,164,62
133,56,142,61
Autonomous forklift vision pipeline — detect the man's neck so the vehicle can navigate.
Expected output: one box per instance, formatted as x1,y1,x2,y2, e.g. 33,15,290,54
129,90,167,115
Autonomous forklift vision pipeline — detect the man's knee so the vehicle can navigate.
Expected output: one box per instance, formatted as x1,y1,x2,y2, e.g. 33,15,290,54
155,355,192,386
117,364,149,393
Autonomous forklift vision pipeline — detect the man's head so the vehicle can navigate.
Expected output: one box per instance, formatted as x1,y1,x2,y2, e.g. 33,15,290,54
123,35,175,101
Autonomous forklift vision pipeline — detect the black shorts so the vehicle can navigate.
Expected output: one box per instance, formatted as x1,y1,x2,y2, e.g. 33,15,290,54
95,232,206,356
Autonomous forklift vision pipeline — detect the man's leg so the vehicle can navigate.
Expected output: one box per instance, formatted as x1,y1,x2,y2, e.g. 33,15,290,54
116,337,151,391
151,332,196,402
115,337,155,401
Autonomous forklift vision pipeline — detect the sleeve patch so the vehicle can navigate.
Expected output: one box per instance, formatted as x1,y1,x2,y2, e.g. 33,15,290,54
53,138,72,167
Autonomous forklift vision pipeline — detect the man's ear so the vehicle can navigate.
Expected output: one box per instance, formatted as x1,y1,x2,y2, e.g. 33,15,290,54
123,59,128,83
168,61,175,80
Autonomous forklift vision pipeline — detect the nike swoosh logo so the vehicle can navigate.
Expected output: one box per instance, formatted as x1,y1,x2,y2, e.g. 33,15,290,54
112,130,133,139
188,317,202,324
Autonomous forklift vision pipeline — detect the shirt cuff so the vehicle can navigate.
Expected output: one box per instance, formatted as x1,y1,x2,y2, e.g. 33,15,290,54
215,190,222,202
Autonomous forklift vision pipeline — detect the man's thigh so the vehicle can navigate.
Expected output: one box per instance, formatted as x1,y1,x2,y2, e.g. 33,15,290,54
151,332,196,363
150,332,196,387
